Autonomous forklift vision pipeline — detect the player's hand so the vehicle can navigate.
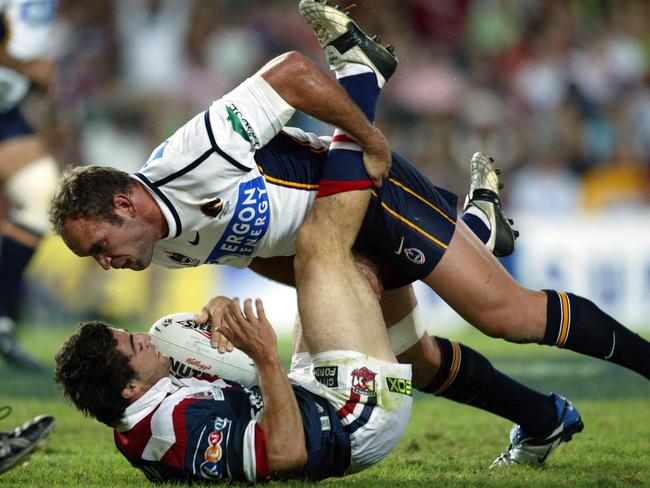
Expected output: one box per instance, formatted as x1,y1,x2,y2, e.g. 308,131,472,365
218,298,278,363
353,251,383,299
362,127,391,187
197,295,235,353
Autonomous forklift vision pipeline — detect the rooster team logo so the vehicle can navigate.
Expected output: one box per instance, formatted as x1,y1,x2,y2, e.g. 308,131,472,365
351,367,377,396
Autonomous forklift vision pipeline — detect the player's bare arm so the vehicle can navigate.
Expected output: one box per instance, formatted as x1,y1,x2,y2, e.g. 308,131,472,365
219,298,307,473
259,51,390,186
0,49,54,92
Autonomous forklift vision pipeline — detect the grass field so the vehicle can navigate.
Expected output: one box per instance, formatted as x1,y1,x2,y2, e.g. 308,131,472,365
1,324,649,487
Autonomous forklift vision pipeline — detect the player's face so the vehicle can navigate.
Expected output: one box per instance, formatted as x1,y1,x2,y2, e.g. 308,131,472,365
63,216,157,271
112,328,170,389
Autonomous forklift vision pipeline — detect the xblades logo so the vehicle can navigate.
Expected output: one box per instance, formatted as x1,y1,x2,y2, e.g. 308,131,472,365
189,232,200,246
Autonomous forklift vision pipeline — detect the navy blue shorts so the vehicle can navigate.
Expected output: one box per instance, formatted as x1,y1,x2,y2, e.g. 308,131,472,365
256,133,458,289
0,106,34,143
355,152,458,290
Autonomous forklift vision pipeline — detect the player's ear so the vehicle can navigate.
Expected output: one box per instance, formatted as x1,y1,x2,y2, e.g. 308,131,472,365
113,193,137,218
121,380,139,400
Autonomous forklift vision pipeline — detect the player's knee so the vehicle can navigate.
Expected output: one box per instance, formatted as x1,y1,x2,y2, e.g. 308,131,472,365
471,292,545,343
5,155,59,234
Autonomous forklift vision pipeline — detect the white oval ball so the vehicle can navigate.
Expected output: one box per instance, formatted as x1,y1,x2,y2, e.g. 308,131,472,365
149,312,258,387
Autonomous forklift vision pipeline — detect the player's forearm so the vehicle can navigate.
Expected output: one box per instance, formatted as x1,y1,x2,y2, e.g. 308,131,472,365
256,355,307,472
261,51,380,151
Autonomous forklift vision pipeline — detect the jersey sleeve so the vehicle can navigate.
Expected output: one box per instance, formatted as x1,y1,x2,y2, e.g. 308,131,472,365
205,75,296,169
185,407,268,482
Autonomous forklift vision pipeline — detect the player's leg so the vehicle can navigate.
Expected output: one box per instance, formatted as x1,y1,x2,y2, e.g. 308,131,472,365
383,286,563,437
300,0,397,198
0,125,59,371
383,285,584,466
294,189,394,361
424,214,650,380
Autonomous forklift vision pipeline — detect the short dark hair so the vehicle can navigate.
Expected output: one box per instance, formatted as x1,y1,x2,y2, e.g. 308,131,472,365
55,321,136,427
49,166,133,235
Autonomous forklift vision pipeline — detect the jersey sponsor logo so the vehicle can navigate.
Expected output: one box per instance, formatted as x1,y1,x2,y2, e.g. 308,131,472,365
206,177,270,263
200,418,229,479
351,366,377,396
386,377,412,396
314,366,338,387
404,247,425,265
200,198,226,218
226,104,260,149
164,251,200,267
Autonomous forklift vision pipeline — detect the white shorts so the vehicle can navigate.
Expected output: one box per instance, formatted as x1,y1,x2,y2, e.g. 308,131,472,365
288,350,412,473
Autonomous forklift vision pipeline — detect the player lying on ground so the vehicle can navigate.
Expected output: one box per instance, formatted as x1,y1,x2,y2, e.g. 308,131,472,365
55,157,413,482
50,0,649,466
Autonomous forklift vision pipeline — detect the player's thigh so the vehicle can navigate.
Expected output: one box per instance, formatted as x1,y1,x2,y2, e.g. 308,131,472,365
424,219,546,341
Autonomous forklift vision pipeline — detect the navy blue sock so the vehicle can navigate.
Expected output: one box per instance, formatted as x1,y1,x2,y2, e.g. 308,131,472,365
318,72,379,198
422,336,557,435
337,72,379,122
0,235,36,318
541,290,650,379
461,212,491,245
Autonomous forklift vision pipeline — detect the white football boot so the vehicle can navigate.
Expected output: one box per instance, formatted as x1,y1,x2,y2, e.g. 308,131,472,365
299,0,398,87
463,152,518,257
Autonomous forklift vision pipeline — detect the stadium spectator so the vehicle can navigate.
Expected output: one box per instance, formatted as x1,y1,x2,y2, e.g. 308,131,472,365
0,0,60,371
0,406,55,475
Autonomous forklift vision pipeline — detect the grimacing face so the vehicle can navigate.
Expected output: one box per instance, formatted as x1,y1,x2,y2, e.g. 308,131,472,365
112,328,170,399
62,216,157,271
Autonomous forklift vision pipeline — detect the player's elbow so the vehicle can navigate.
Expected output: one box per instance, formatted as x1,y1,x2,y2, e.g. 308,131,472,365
260,51,318,107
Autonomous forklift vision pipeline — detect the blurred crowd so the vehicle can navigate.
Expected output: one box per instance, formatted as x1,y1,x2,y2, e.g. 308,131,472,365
34,0,650,216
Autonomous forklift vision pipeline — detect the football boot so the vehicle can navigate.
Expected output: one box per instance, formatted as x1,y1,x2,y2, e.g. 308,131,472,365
0,406,55,474
299,0,397,87
490,393,584,467
463,152,518,257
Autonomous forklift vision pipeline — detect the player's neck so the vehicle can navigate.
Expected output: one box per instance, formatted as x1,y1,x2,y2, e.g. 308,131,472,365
132,180,169,239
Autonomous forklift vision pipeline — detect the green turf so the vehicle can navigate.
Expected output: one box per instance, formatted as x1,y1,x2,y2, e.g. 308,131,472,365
1,324,649,487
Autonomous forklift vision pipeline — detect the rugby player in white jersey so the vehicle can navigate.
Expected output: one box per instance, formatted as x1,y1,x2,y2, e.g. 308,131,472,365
51,0,650,466
0,0,60,371
54,156,412,483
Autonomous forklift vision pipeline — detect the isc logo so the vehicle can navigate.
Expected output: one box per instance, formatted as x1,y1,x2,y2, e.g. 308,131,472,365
386,377,412,396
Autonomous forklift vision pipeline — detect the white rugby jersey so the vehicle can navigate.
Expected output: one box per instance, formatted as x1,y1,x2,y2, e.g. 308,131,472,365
0,0,57,110
133,75,328,270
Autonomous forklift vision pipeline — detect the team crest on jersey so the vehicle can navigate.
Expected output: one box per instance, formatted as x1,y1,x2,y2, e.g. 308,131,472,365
351,367,377,396
201,198,228,218
404,248,425,265
164,251,200,267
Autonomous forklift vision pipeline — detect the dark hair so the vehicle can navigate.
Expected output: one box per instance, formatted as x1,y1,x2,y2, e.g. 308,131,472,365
49,166,133,235
55,321,136,427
